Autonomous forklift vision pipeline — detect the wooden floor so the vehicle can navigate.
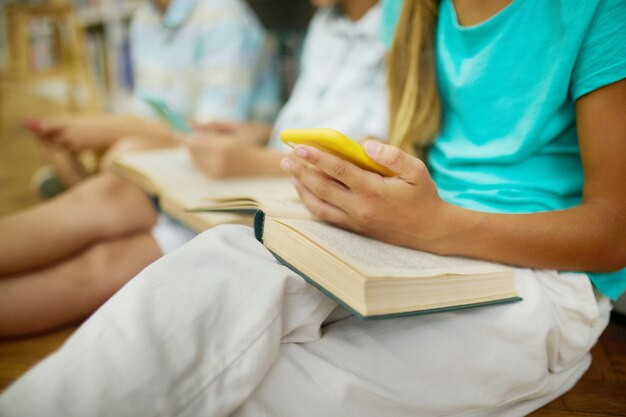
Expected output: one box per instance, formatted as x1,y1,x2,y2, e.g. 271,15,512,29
0,88,625,416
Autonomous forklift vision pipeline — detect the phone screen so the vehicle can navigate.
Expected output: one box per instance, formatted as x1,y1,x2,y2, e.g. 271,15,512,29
142,95,193,133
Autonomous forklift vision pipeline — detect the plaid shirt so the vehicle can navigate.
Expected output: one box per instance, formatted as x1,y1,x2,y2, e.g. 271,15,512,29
129,0,280,122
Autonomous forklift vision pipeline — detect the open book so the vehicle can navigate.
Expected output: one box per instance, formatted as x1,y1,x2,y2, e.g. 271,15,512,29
113,147,520,319
110,147,297,232
192,198,521,319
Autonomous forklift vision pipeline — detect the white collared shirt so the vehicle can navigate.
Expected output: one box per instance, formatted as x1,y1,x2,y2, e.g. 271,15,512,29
268,5,388,151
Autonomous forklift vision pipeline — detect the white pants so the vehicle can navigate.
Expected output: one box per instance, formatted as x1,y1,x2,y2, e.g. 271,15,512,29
0,225,611,417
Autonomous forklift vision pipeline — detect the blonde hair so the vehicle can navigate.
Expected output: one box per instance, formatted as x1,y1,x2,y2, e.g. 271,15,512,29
387,0,441,156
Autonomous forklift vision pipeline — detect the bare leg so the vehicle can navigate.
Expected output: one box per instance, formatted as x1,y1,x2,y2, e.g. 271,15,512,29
43,145,89,187
46,133,178,183
42,133,176,189
0,232,161,338
0,172,158,275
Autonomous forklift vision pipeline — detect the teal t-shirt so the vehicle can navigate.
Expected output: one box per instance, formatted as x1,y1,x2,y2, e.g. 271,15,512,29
429,0,626,299
380,0,404,48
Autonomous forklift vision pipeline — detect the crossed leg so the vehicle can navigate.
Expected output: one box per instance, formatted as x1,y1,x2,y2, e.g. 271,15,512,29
0,170,162,337
42,133,178,188
0,232,161,337
0,171,158,276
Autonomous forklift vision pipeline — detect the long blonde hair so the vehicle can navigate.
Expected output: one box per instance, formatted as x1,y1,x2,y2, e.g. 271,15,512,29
387,0,441,156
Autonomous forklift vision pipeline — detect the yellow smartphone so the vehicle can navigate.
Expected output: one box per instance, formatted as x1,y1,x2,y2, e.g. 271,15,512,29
280,128,394,177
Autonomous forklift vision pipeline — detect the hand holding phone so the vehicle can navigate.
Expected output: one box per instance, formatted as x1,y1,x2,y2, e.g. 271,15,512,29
280,128,394,177
141,95,193,133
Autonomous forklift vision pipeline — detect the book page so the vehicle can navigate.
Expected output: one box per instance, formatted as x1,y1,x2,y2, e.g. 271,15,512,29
190,197,313,219
161,191,250,232
113,147,309,231
114,148,307,218
188,179,313,218
277,219,511,277
199,178,299,201
113,147,213,192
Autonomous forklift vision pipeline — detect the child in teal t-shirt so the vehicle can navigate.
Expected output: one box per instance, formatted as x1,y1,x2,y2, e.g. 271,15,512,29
385,0,626,300
428,0,626,299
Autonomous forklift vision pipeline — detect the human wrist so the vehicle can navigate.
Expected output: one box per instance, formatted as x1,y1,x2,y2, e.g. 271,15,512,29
248,122,273,145
427,201,468,256
256,148,289,176
81,115,127,147
430,202,490,258
107,115,143,141
118,115,172,140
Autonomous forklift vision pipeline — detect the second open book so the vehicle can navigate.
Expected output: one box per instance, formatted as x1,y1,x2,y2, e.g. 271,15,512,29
112,147,520,319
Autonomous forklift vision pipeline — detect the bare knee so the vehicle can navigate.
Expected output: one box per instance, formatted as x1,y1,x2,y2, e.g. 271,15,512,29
0,235,161,338
89,172,143,203
67,173,158,234
85,234,162,291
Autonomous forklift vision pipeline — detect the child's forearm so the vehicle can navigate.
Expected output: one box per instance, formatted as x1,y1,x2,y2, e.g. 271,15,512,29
434,201,626,273
115,116,175,144
249,148,290,176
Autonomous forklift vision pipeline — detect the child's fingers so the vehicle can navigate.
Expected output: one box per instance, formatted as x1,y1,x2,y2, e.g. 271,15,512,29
38,117,68,134
173,133,192,143
281,157,362,218
191,121,211,131
22,118,43,132
192,120,236,133
23,118,59,142
363,141,427,184
26,117,69,144
291,177,351,226
291,145,380,193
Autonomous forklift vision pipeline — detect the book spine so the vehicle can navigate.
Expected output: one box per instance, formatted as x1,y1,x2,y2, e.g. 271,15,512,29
252,210,266,244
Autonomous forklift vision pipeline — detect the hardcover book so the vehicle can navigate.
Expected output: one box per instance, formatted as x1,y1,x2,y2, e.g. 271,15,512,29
191,198,521,319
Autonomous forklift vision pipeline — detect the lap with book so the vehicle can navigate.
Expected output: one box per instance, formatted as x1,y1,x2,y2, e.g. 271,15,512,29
111,146,299,232
113,146,520,319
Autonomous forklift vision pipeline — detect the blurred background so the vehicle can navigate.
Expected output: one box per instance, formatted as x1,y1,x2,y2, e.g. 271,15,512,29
0,0,316,389
0,0,314,106
0,0,314,216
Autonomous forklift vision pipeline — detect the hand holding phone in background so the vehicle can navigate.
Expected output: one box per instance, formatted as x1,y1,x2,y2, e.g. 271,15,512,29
140,95,193,134
22,115,136,152
192,120,273,145
23,118,44,134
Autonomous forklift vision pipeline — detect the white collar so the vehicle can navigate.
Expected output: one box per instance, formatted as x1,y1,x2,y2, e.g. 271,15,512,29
320,4,382,41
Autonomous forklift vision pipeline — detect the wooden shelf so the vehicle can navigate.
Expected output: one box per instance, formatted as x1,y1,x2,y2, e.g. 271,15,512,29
76,1,140,28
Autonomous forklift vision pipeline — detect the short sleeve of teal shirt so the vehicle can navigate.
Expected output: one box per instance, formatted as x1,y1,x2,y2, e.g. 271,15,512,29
571,0,626,300
430,0,626,300
571,0,626,100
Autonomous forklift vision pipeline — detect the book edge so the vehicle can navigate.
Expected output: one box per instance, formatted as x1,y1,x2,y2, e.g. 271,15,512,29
253,210,523,320
269,250,522,320
253,210,265,243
